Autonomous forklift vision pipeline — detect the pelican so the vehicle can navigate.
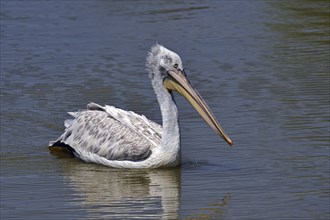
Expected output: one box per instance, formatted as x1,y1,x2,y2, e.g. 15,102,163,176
49,44,233,168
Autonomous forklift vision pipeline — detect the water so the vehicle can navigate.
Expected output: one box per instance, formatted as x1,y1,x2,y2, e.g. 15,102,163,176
1,0,329,219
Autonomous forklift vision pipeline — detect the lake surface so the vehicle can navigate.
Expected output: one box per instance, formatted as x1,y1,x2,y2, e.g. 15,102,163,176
1,0,329,219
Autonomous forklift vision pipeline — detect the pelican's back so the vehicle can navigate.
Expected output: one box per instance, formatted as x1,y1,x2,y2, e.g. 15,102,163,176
49,103,162,162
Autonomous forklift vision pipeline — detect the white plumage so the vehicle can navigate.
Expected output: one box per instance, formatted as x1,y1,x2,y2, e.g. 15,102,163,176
49,44,233,168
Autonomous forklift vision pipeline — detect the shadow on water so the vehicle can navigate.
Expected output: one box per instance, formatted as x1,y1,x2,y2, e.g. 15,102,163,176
182,194,231,220
51,155,180,219
50,151,231,220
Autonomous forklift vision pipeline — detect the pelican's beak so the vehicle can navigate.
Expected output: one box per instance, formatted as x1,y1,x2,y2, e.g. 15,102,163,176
164,69,233,146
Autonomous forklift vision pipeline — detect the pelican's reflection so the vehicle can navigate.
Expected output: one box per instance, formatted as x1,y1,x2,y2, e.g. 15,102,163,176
57,158,180,219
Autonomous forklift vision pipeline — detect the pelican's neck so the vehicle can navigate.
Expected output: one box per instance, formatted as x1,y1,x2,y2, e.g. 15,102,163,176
151,78,181,165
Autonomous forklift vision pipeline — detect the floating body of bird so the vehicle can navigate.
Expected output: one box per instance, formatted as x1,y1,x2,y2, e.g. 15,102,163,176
49,44,233,168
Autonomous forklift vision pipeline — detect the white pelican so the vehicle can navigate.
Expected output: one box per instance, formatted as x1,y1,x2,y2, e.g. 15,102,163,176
49,44,233,168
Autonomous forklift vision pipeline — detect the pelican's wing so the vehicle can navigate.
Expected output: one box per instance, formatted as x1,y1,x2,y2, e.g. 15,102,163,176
49,102,162,162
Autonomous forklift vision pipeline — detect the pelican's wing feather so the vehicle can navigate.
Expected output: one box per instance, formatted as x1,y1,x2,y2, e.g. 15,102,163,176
49,102,162,162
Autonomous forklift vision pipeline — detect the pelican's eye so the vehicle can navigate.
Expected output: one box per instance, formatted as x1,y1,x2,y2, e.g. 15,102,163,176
173,63,178,69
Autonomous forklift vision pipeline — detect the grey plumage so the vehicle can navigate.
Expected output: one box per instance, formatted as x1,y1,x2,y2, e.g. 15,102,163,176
50,102,161,161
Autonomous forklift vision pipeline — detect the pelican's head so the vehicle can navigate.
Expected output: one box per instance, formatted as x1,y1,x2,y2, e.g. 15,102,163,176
146,44,233,146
